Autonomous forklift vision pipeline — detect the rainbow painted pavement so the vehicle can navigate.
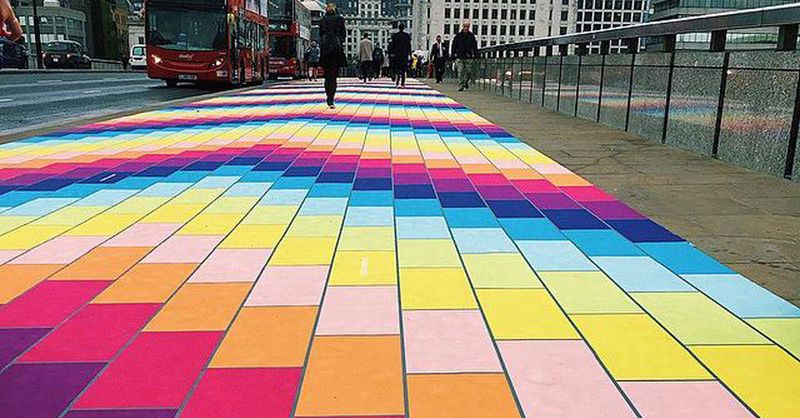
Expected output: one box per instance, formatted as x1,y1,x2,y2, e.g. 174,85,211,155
0,79,798,418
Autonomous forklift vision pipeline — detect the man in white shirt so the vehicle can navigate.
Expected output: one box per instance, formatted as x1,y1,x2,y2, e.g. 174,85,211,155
430,34,448,83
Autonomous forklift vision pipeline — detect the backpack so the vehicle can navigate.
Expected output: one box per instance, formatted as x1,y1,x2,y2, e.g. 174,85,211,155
372,48,383,63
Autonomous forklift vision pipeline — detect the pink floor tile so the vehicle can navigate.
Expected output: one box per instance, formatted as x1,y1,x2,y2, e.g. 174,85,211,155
181,367,302,418
403,309,501,373
0,281,111,328
498,340,636,418
141,235,224,264
102,223,181,247
246,266,329,306
0,250,23,264
11,236,107,265
316,286,400,335
620,381,755,418
73,331,222,409
189,249,272,283
20,303,161,362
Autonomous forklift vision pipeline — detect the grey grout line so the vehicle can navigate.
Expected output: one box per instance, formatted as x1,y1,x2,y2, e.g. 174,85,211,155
175,102,344,417
288,94,373,418
0,124,271,377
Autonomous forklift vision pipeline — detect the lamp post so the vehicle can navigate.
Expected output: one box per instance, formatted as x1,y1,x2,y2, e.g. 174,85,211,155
30,0,43,68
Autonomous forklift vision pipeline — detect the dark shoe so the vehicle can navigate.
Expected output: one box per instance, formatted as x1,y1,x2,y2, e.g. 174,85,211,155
458,87,465,91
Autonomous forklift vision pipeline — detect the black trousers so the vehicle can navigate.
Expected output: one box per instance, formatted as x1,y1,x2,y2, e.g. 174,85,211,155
393,62,407,86
434,59,445,82
360,61,372,81
323,66,339,105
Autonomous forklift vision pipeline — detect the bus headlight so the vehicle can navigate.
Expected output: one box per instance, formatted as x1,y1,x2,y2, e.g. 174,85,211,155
152,55,162,64
213,58,224,67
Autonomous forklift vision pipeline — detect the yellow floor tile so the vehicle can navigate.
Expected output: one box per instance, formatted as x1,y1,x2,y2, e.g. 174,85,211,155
337,226,395,251
269,237,338,265
540,271,641,314
633,292,769,345
477,289,579,339
178,213,244,235
746,318,800,358
210,306,318,368
145,282,250,331
329,251,397,285
38,206,105,225
400,267,477,309
66,213,142,236
218,224,286,249
572,314,711,380
691,345,800,418
462,253,541,288
142,203,207,223
242,205,299,225
285,216,343,237
0,216,36,235
398,239,461,268
0,224,71,250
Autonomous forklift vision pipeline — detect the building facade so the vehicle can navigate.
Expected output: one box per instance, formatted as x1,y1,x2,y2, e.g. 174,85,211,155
332,0,411,59
649,0,797,49
13,1,88,53
342,0,394,60
575,0,648,53
412,0,577,54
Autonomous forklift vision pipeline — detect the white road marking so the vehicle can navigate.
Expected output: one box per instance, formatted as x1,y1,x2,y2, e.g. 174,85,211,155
82,90,101,94
36,79,62,84
0,98,12,103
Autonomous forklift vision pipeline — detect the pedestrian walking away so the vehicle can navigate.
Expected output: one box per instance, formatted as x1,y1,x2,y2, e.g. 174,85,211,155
390,23,411,88
358,33,374,82
452,21,478,91
306,41,321,81
319,3,347,108
430,34,448,83
372,44,384,79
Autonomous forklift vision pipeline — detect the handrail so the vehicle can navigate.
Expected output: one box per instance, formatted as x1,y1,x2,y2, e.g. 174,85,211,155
479,3,800,53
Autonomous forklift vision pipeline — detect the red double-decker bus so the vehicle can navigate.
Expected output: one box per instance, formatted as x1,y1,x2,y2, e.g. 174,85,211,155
145,0,268,87
268,0,310,79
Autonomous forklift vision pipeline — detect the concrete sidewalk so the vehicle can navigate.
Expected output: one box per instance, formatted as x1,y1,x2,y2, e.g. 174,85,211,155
428,80,800,305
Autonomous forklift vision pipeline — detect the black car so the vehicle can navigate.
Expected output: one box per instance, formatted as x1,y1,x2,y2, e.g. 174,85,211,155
43,40,91,69
0,37,28,69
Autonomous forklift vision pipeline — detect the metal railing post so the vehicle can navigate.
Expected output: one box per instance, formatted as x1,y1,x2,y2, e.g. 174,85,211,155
624,46,637,131
596,41,609,123
660,34,677,144
784,67,800,178
712,52,730,158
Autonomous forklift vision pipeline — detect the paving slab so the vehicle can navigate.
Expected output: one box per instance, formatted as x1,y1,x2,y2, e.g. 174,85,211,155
0,79,797,418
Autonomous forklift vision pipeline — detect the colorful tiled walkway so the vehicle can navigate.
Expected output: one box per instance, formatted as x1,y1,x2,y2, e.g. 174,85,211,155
0,79,798,418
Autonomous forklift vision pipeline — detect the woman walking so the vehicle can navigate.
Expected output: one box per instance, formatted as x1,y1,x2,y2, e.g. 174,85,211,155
319,3,346,108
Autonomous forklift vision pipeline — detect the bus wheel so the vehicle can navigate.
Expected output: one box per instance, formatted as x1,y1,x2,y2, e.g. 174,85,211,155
165,79,178,88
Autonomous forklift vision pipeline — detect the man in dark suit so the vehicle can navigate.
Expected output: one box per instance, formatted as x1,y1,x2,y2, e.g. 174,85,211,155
390,23,412,88
430,34,448,83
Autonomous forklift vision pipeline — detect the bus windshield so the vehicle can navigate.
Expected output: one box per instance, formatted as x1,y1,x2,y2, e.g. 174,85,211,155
269,35,296,59
147,7,227,52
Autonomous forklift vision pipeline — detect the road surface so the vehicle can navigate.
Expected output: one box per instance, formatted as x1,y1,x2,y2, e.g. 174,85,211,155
0,71,233,135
